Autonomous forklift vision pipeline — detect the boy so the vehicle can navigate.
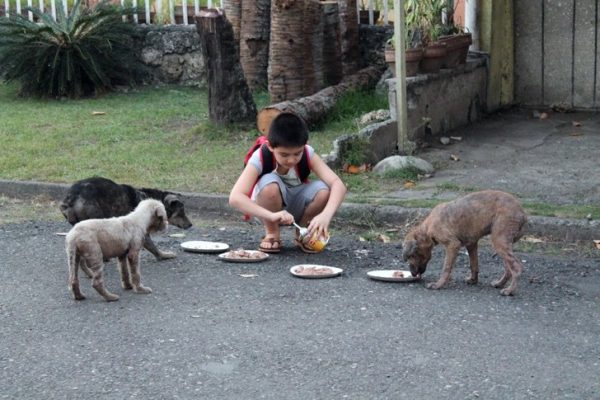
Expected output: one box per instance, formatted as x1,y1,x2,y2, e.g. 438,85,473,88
229,112,347,253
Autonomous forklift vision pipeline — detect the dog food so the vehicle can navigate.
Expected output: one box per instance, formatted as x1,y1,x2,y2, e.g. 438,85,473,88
228,249,266,259
294,266,333,276
392,271,405,278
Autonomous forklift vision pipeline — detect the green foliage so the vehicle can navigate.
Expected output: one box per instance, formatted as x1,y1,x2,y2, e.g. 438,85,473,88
0,0,145,98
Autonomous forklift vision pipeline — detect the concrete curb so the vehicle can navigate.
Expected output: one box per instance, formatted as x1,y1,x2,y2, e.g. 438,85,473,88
1,179,598,241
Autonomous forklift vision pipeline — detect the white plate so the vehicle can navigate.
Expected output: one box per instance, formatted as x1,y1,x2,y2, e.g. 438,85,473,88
367,270,420,282
290,264,343,279
218,249,269,263
181,241,230,253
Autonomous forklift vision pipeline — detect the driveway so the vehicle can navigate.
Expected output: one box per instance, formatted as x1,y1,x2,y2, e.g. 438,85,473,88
1,217,598,399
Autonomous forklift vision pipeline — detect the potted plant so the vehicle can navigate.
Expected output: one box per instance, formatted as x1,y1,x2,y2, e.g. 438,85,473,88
384,0,423,77
436,1,471,68
417,0,448,74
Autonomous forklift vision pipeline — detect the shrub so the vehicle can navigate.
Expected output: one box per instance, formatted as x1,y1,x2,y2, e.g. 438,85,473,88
0,0,146,98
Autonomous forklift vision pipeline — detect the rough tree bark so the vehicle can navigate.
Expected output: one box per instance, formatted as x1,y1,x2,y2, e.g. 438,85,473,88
222,0,242,44
337,0,360,77
321,1,343,86
240,0,270,91
196,9,256,125
268,0,307,103
257,65,384,133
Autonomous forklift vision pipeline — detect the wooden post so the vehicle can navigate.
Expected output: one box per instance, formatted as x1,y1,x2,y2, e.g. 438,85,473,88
195,9,257,125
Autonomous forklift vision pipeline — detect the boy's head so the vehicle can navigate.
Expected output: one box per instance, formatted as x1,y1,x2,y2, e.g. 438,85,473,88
267,112,309,148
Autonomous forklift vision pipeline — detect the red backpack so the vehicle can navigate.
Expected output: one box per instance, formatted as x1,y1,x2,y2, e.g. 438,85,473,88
242,137,312,219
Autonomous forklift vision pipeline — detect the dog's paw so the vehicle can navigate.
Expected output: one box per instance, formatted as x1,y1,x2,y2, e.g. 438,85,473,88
491,279,505,288
157,251,176,260
72,293,86,301
465,276,478,285
500,288,514,296
103,293,120,302
426,282,441,290
121,282,133,290
134,285,152,294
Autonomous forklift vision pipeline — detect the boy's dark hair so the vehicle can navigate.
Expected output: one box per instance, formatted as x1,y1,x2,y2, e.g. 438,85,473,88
267,112,309,148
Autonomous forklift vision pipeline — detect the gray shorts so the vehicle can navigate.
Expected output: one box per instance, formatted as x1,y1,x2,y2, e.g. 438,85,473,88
254,173,329,222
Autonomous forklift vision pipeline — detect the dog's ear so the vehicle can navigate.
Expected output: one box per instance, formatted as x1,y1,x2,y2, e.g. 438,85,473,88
402,240,417,261
164,194,182,208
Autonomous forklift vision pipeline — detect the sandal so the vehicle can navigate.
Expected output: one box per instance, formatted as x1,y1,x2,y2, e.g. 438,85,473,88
294,238,318,254
259,236,282,253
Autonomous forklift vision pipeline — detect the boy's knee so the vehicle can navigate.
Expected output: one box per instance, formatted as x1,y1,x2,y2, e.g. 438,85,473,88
258,183,282,202
314,189,330,203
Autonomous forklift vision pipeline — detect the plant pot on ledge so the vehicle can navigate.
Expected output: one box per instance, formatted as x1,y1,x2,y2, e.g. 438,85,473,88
438,34,463,69
420,41,447,74
385,47,423,77
458,32,473,64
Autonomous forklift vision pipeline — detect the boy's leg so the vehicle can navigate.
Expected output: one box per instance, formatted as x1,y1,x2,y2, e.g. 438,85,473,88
299,189,330,226
255,181,284,251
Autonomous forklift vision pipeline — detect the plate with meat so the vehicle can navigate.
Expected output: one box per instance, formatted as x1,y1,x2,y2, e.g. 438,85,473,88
290,264,343,279
181,241,230,253
367,270,420,282
218,249,269,263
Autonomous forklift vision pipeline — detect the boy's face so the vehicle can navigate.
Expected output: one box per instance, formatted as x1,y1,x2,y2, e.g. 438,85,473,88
268,144,305,170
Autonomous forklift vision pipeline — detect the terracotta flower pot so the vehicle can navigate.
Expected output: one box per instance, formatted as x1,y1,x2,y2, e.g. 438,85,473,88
438,34,463,69
385,47,423,77
458,32,473,64
420,41,447,74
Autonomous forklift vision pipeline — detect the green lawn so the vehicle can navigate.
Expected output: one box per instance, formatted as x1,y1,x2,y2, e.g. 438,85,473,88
0,82,388,194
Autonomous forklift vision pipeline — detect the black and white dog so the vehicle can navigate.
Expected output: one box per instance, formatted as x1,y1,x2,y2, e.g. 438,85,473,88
60,176,192,260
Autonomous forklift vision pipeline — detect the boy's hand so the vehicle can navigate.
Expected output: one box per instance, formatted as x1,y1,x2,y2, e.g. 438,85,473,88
270,210,294,225
307,213,331,238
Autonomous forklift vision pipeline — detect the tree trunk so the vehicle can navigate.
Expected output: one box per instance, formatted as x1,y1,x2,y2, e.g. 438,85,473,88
196,9,257,125
337,0,360,77
268,0,307,103
321,1,343,87
222,0,242,44
240,0,270,91
257,65,384,133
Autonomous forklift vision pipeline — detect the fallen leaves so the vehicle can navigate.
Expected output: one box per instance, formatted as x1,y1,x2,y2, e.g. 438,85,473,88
92,111,106,116
343,163,372,174
594,240,600,250
450,154,460,161
522,235,544,243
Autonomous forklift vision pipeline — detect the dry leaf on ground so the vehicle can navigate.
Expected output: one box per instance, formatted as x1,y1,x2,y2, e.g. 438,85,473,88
572,121,582,127
539,112,549,119
377,234,391,243
594,240,600,250
403,180,415,188
92,111,106,116
522,235,544,243
450,154,460,161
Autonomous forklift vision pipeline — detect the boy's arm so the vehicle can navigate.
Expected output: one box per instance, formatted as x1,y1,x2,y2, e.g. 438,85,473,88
229,164,293,224
308,153,347,235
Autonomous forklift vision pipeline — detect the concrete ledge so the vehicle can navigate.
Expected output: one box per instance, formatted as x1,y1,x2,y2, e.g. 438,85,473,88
1,179,597,241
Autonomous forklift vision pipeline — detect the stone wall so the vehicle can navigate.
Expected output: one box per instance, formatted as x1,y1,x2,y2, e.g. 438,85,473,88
136,25,206,87
133,24,389,88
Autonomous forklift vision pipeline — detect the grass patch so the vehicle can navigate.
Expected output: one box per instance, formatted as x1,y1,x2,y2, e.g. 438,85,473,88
0,83,387,194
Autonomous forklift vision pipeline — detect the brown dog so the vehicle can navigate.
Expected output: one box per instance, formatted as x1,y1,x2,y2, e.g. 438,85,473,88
402,190,527,296
65,199,168,301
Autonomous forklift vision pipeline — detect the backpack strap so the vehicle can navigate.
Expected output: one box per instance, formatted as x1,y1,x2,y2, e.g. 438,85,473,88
295,145,311,182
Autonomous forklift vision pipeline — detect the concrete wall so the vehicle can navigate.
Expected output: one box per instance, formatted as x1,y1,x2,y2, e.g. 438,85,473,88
514,0,600,109
388,56,487,140
325,56,487,167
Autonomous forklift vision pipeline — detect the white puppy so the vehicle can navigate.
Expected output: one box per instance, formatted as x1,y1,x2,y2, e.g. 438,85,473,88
65,199,168,301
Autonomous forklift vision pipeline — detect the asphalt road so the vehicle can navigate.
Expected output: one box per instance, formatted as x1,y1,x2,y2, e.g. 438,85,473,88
1,218,599,399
